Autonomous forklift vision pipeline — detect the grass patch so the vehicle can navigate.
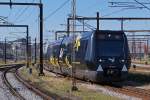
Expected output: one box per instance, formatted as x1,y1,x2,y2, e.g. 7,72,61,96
128,71,150,85
132,59,150,65
19,66,120,100
0,60,26,67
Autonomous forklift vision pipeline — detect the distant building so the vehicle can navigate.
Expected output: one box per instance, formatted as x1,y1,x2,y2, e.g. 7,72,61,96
128,40,150,59
0,42,13,60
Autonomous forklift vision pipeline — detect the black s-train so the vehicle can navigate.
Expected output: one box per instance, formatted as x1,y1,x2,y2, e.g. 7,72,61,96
46,30,131,82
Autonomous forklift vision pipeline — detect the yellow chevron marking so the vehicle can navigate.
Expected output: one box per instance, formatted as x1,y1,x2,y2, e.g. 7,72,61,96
65,56,72,68
74,36,81,51
50,56,56,66
55,58,60,67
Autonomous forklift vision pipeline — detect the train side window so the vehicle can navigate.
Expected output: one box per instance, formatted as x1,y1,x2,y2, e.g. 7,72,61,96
76,40,88,60
97,34,105,39
114,35,122,39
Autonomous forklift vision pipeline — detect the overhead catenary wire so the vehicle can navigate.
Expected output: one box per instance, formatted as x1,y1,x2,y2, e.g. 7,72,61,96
15,7,36,23
44,0,71,36
7,9,12,21
16,0,36,23
76,8,131,30
12,0,35,23
110,0,150,11
77,20,96,30
31,0,70,30
134,0,150,11
44,0,70,21
13,6,30,22
102,8,133,17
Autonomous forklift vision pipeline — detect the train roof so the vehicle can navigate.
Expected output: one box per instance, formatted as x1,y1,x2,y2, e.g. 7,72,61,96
95,30,124,34
49,30,125,46
79,30,125,39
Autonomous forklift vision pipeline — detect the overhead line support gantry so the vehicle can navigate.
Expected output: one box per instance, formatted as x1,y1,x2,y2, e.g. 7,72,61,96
0,2,44,75
0,25,29,66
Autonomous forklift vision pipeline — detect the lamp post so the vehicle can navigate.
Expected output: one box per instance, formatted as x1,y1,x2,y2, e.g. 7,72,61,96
4,38,6,64
34,38,37,64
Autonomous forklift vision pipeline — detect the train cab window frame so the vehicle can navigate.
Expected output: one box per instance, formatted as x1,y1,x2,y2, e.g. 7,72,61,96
96,34,123,40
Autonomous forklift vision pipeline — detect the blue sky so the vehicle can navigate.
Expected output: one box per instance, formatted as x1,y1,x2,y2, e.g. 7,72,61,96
0,0,150,42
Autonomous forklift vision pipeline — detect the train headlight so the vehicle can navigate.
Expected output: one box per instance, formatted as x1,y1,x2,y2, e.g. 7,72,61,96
121,59,125,63
99,59,102,62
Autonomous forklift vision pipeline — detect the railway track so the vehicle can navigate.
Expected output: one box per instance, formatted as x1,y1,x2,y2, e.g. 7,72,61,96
130,67,150,71
0,64,43,100
0,65,20,100
15,68,54,100
44,64,150,100
131,63,150,71
2,65,25,100
105,85,150,100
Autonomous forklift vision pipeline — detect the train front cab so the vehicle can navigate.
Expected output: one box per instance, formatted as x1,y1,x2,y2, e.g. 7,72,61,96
94,30,130,82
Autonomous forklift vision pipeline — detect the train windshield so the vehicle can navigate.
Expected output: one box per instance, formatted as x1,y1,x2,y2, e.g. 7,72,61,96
96,40,124,57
